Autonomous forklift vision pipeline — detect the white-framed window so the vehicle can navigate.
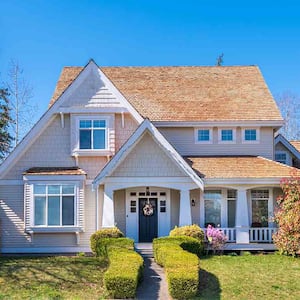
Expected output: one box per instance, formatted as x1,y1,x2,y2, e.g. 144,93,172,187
33,184,76,227
251,189,269,227
218,128,236,143
71,115,114,156
227,189,236,227
242,128,260,143
204,190,222,227
195,128,213,144
275,151,288,165
79,119,106,150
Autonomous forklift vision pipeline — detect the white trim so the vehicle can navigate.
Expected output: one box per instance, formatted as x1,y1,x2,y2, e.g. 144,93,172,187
153,120,284,127
58,107,130,114
23,175,86,181
218,128,236,144
204,178,282,185
194,128,213,144
93,119,203,190
242,127,260,144
25,227,83,233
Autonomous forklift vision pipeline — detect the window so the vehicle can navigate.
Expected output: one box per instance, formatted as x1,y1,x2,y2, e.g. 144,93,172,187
204,190,222,227
244,129,256,141
34,184,75,226
218,128,236,143
227,190,236,227
160,200,166,213
79,119,106,150
195,128,212,143
130,200,136,213
275,152,287,164
251,189,269,227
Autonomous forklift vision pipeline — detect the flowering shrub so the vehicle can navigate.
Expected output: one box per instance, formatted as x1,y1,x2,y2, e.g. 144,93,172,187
206,225,228,254
273,174,300,256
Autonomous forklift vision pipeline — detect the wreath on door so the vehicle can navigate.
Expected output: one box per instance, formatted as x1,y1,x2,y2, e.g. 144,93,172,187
143,202,154,216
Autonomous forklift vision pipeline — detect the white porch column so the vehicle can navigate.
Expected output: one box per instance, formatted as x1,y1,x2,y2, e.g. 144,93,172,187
179,189,192,226
236,188,250,243
102,186,115,228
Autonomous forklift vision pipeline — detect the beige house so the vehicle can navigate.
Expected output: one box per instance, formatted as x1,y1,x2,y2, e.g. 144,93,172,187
1,59,300,253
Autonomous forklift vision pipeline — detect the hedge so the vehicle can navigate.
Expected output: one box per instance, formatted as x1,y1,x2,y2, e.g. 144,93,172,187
104,247,144,299
153,237,200,299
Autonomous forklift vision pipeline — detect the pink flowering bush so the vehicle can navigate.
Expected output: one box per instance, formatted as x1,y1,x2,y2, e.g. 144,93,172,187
206,225,228,254
273,174,300,256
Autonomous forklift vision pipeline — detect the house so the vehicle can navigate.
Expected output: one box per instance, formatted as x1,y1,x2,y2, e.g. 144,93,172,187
274,134,300,168
1,60,300,253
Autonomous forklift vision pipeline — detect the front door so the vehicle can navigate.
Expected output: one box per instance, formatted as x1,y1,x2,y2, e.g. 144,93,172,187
139,198,158,242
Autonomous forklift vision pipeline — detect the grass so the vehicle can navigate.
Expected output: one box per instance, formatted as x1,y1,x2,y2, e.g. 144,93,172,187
0,255,108,299
197,254,300,300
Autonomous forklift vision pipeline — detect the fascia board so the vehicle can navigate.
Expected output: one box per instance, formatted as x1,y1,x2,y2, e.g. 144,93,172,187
275,135,300,159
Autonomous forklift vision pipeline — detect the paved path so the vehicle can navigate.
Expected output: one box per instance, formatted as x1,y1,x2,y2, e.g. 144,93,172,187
136,257,171,300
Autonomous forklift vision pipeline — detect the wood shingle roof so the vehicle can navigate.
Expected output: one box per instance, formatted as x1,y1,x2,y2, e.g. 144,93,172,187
50,65,283,122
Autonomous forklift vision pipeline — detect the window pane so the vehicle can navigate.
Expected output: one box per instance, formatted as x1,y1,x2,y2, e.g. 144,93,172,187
62,185,74,194
48,185,60,194
80,130,92,149
275,153,287,164
205,199,221,227
62,196,74,225
48,196,60,226
222,129,233,141
227,189,236,199
252,200,268,227
34,185,46,194
228,200,236,227
245,129,256,141
93,120,106,128
34,196,46,225
93,129,106,149
79,120,92,128
198,129,210,141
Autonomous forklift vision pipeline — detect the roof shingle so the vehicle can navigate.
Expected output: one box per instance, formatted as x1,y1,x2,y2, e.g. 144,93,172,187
49,65,283,122
290,141,300,153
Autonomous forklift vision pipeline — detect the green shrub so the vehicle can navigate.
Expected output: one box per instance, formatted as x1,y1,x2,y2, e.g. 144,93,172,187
90,227,124,255
170,224,204,242
153,237,199,299
154,236,204,257
93,237,133,257
104,248,143,299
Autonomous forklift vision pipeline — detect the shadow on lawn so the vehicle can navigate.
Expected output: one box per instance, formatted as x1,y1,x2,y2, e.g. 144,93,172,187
197,268,221,300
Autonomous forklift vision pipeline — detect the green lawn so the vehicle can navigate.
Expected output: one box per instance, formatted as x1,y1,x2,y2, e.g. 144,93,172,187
0,256,108,299
197,254,300,300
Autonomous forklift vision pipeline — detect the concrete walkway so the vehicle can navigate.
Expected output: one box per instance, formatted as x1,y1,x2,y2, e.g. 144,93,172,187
136,257,170,300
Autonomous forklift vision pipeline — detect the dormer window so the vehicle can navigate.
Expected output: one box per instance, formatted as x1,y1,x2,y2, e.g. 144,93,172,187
195,128,213,144
242,128,260,143
79,120,107,150
218,128,236,143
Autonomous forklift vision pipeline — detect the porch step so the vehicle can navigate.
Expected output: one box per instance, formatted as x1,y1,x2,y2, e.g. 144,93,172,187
135,243,154,258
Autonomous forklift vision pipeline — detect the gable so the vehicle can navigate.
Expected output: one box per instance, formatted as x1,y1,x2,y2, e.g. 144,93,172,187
58,67,123,109
111,132,186,177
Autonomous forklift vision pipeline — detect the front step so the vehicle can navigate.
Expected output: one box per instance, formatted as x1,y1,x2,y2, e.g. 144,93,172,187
135,243,154,258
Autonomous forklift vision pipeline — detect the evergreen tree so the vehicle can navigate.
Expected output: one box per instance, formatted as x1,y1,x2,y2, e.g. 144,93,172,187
0,88,13,160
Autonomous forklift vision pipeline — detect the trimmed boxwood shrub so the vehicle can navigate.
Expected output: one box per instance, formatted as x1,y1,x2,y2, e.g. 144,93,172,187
104,248,144,299
90,227,125,256
153,237,199,299
170,224,204,243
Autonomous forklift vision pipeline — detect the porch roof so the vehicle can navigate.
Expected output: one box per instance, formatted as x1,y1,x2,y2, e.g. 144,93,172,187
184,156,300,179
23,167,86,175
290,140,300,153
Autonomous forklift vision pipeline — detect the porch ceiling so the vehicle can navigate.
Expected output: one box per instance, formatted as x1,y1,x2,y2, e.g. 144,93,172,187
184,156,300,179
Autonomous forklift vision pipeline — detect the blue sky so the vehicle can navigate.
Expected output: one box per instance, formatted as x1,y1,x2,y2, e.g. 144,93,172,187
1,0,300,122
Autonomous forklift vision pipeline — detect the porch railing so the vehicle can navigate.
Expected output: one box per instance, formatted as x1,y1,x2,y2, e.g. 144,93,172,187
249,227,278,243
203,227,236,242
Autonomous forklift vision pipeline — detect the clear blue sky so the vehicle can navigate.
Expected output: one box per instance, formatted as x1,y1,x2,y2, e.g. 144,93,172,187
1,0,300,122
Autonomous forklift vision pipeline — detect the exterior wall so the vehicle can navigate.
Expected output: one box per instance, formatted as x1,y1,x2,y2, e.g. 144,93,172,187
114,189,126,235
170,189,180,230
4,115,75,180
111,132,186,177
159,127,275,159
275,142,297,166
0,185,31,249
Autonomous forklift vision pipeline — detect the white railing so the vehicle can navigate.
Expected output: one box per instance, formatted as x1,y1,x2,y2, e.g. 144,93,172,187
249,227,278,243
203,227,236,242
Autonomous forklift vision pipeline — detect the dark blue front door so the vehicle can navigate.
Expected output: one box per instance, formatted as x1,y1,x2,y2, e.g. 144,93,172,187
139,198,158,242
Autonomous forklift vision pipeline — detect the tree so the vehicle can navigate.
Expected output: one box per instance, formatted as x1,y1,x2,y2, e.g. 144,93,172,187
5,60,35,146
276,92,300,140
216,53,224,66
0,88,13,160
273,174,300,256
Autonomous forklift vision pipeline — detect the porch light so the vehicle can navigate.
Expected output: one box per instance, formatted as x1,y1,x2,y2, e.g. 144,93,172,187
191,199,195,206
